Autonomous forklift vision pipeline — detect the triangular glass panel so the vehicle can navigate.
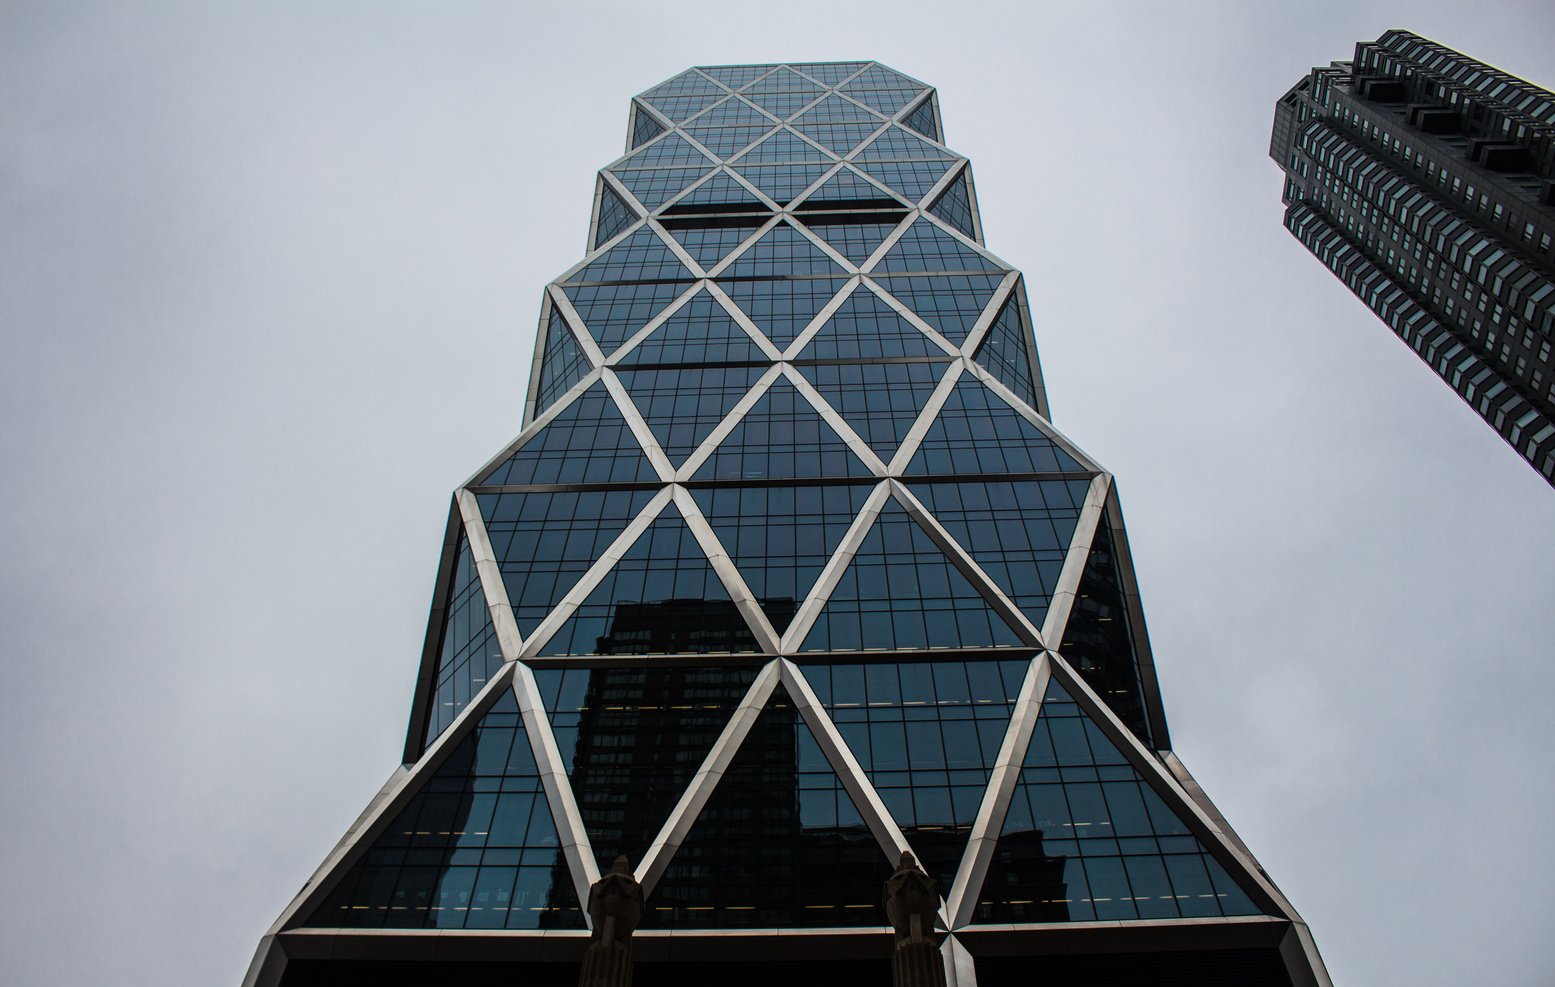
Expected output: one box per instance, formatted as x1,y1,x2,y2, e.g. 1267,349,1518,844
799,498,1024,652
973,297,1040,408
794,94,884,125
855,126,953,162
644,70,725,101
847,89,921,116
691,376,873,482
618,134,715,171
973,679,1263,923
699,64,775,89
873,217,1004,274
561,280,691,354
643,92,724,124
720,222,845,279
533,309,592,416
476,487,660,637
664,170,767,213
742,66,824,96
538,507,759,657
684,126,772,161
803,658,1032,889
794,166,907,208
305,690,586,930
594,181,639,249
928,169,976,239
616,364,768,465
788,62,870,87
638,683,893,929
716,276,850,348
796,283,944,360
792,121,881,156
797,213,905,267
478,381,658,486
1056,522,1153,746
617,289,765,366
420,529,507,747
852,159,957,204
562,227,694,285
734,128,835,164
662,217,766,272
687,95,776,128
630,105,666,149
744,90,822,121
729,162,833,205
798,360,949,461
870,274,1004,344
534,663,761,871
611,166,720,211
901,98,940,142
842,65,923,93
906,478,1091,632
904,376,1087,476
691,483,877,632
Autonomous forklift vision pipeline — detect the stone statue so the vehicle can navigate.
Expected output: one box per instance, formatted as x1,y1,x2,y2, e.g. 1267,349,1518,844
579,856,642,987
883,852,947,987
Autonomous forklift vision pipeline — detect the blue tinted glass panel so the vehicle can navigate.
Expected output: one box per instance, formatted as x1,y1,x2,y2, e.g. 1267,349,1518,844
689,95,775,127
856,127,951,161
730,163,833,205
563,281,690,353
744,90,821,121
975,680,1261,923
631,106,665,149
594,182,639,249
742,67,823,96
539,508,759,657
640,685,890,928
479,382,657,486
618,290,764,366
803,658,1030,887
787,62,870,86
422,531,506,746
797,166,906,207
794,94,884,125
798,215,903,267
721,222,844,278
871,274,1003,344
796,282,944,359
799,360,949,460
643,92,724,123
908,478,1090,629
612,167,718,211
663,219,765,271
717,276,849,348
852,159,956,204
699,65,774,88
901,99,940,142
792,121,881,155
535,664,760,870
616,364,767,464
308,691,585,930
905,377,1086,477
927,171,976,239
564,227,694,284
1059,523,1152,746
534,310,591,416
667,170,767,211
477,488,658,636
973,297,1040,408
618,134,715,170
685,126,771,160
735,129,835,163
691,377,873,481
842,66,923,92
799,498,1023,652
644,70,724,101
691,483,876,631
847,89,924,116
873,218,1002,274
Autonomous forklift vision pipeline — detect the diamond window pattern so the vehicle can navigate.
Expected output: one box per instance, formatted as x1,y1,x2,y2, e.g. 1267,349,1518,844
901,99,940,142
730,162,833,204
798,214,904,267
799,360,949,460
852,159,958,204
974,296,1041,408
617,364,768,465
613,167,718,211
874,217,1003,274
928,168,977,239
595,182,639,248
422,531,506,746
871,273,1004,343
617,289,765,366
533,309,592,416
666,169,766,211
906,376,1086,476
717,276,850,348
796,282,944,359
478,382,657,486
690,376,872,481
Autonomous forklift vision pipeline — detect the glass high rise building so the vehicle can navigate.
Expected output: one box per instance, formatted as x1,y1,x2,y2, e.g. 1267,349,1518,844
1272,29,1555,486
248,61,1329,986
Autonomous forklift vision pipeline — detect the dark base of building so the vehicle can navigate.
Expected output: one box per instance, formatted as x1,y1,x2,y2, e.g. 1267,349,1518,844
249,917,1324,987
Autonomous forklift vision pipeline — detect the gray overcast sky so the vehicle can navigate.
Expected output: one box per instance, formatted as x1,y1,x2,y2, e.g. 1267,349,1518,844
3,2,1553,984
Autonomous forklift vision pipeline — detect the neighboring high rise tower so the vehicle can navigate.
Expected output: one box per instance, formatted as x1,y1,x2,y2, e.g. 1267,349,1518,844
1271,29,1555,486
248,62,1329,986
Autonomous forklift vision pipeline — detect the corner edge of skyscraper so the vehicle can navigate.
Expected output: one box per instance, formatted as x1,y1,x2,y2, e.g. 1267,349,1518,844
1271,28,1555,487
248,60,1331,987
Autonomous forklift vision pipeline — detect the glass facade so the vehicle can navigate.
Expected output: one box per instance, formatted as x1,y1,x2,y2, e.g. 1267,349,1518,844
1272,29,1555,486
259,60,1325,987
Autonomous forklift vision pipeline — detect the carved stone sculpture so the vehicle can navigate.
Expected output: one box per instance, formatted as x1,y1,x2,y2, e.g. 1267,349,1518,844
884,852,947,987
579,856,642,987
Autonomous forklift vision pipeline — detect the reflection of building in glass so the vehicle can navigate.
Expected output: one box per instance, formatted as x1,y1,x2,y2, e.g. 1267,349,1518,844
1272,29,1555,486
249,62,1329,985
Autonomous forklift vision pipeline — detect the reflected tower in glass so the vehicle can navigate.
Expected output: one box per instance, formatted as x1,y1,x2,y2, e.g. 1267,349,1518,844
1271,29,1555,486
248,62,1330,986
